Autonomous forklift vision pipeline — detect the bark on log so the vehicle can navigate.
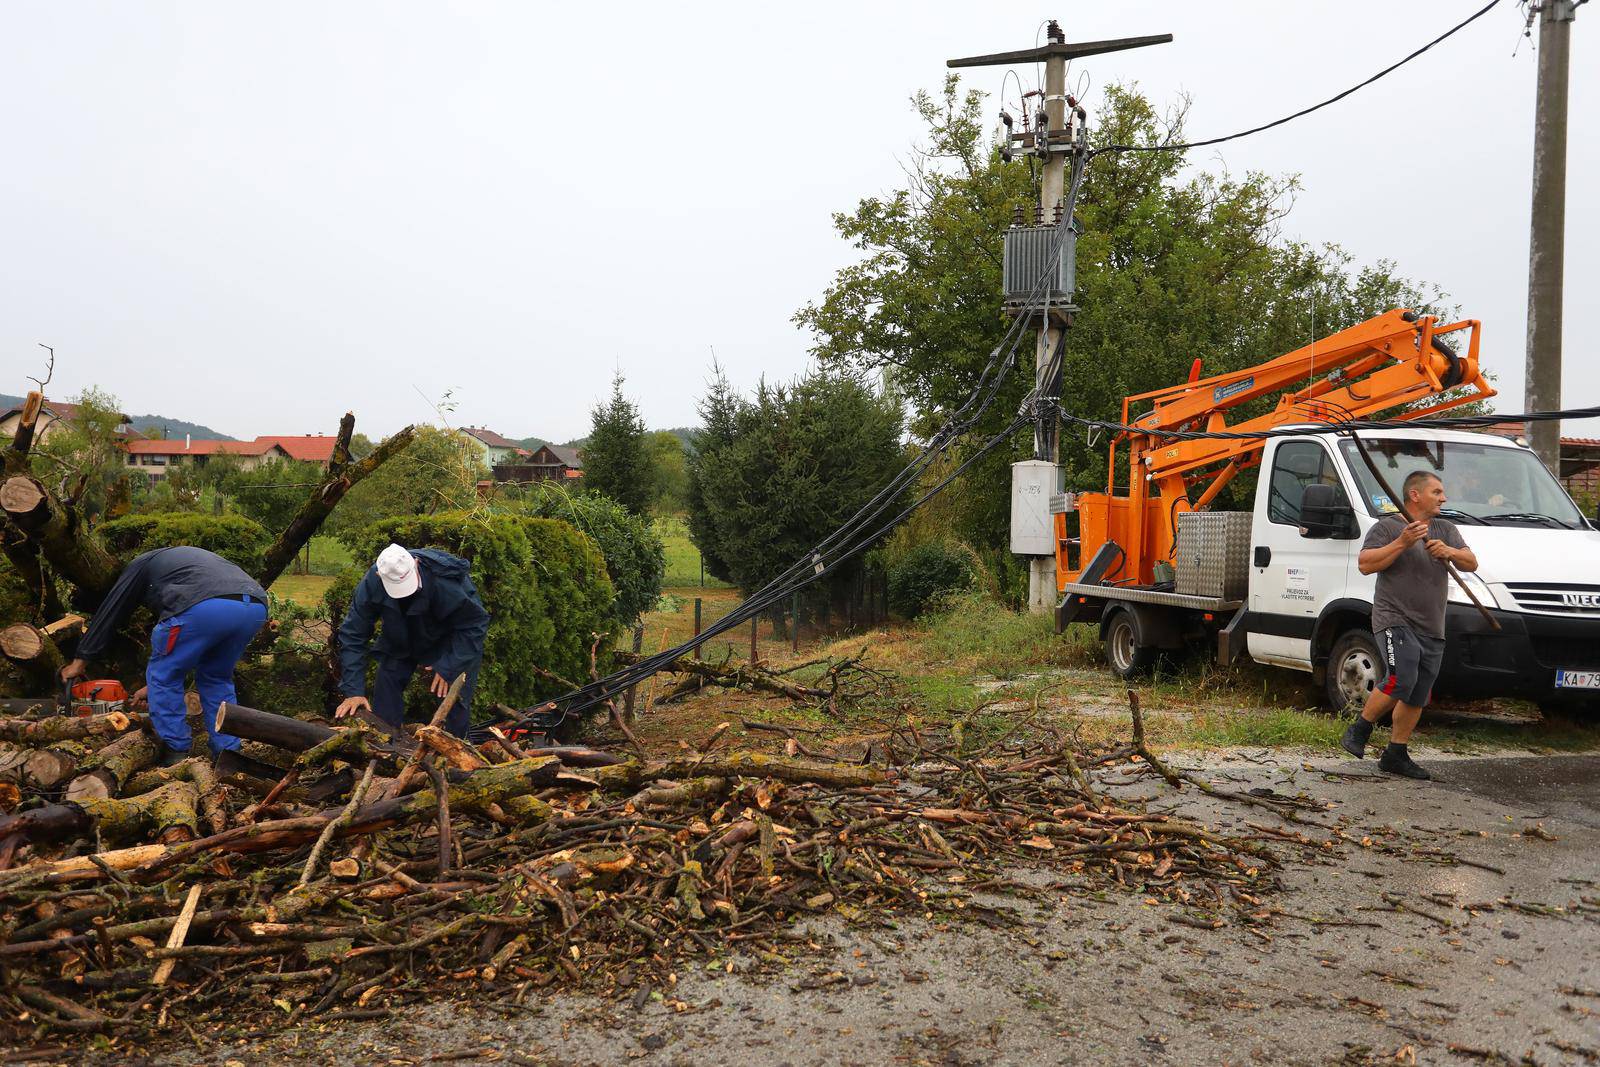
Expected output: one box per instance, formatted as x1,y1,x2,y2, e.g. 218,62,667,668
8,391,43,457
65,730,159,802
0,710,138,744
0,622,64,693
254,420,416,589
0,524,61,621
124,758,228,835
0,474,121,605
601,751,888,792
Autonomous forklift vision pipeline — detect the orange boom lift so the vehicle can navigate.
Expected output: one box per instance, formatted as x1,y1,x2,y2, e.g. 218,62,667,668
1056,309,1496,590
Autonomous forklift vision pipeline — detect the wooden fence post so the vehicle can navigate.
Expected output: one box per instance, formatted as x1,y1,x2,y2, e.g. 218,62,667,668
693,598,702,660
623,624,643,722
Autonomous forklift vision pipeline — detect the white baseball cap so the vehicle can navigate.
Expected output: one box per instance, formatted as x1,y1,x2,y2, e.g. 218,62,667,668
376,544,421,598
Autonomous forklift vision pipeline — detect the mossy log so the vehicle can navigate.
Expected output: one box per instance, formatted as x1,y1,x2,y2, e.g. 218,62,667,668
125,758,228,835
0,474,120,606
65,730,159,803
0,740,86,791
79,781,200,845
0,710,139,745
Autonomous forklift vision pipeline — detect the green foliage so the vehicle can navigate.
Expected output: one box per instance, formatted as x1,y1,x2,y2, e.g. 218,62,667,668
645,430,690,512
796,77,1452,550
333,512,615,710
30,387,130,523
98,513,271,572
888,541,976,618
496,482,665,627
583,374,653,515
686,366,905,616
221,458,327,532
330,426,485,534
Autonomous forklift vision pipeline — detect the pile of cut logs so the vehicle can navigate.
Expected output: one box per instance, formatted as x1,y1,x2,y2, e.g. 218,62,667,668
0,694,1288,1046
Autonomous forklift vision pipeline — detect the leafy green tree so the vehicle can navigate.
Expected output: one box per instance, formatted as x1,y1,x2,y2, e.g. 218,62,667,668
796,78,1449,558
687,367,905,620
330,426,485,535
582,374,652,515
645,430,689,513
31,387,130,522
223,458,327,532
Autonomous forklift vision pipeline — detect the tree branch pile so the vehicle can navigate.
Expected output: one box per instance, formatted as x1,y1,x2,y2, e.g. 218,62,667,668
0,699,1291,1047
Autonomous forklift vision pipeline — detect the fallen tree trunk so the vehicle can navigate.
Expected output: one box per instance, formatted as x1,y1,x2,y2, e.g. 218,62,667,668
215,701,337,752
0,474,121,606
597,751,888,792
254,420,416,589
65,729,159,802
0,525,62,622
79,780,200,845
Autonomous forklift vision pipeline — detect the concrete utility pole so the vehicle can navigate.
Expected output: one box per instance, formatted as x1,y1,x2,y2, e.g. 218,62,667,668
949,22,1170,612
1524,0,1579,474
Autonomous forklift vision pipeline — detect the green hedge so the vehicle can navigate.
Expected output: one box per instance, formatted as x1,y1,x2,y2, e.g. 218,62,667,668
97,513,271,573
499,485,664,627
331,512,616,713
888,541,977,619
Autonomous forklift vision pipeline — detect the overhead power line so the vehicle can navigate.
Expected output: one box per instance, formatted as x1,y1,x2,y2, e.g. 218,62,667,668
1092,0,1503,157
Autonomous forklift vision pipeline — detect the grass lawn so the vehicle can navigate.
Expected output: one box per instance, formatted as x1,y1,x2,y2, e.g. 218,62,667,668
654,514,729,588
271,573,335,609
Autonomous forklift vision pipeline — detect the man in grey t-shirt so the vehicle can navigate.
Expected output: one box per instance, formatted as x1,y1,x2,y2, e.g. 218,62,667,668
1340,470,1478,779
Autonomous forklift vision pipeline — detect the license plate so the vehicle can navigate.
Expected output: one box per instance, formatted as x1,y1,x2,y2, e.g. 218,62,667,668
1555,669,1600,690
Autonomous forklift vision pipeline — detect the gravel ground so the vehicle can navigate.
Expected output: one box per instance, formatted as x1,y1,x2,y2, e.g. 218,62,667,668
93,749,1600,1067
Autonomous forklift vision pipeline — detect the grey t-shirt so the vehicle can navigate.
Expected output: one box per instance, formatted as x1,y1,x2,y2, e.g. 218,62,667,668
1363,514,1467,639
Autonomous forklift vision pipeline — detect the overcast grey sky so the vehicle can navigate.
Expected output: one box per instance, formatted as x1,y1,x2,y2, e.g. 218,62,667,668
1,2,1593,442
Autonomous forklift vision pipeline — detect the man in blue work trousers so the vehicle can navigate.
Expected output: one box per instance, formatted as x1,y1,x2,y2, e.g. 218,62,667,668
333,544,489,738
61,545,269,765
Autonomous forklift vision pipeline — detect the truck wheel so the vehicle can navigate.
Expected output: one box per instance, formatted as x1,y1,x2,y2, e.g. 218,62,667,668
1326,629,1381,714
1104,608,1157,679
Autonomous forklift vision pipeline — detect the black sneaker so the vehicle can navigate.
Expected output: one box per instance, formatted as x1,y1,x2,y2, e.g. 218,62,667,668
1340,718,1374,759
1378,748,1432,780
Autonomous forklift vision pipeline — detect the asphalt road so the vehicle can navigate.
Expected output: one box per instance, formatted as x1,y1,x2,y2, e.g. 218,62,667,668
1425,753,1600,829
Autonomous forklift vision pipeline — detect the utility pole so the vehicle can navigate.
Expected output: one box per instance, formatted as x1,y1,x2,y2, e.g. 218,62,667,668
1524,0,1579,474
949,22,1170,613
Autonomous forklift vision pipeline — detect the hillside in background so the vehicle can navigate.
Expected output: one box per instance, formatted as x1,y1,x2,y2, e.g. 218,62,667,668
515,426,697,454
0,393,235,441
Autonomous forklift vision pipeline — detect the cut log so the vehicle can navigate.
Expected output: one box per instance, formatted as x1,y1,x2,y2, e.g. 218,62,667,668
0,710,137,745
0,474,121,605
0,740,84,791
0,524,63,621
0,622,63,689
215,702,338,752
611,751,887,792
414,724,488,771
124,758,228,835
254,420,416,589
65,730,159,803
8,391,43,457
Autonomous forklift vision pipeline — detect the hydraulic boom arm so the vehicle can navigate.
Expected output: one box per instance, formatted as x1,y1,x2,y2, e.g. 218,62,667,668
1059,309,1494,589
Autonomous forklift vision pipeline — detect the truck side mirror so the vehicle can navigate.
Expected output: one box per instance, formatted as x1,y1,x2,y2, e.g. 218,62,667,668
1299,483,1356,539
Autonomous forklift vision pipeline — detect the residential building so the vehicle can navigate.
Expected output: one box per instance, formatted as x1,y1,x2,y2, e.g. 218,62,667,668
1484,422,1600,502
458,427,528,467
123,434,340,482
0,397,133,444
492,444,584,484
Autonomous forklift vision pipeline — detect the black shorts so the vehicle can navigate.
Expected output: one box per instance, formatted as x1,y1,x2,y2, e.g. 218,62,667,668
1377,625,1444,707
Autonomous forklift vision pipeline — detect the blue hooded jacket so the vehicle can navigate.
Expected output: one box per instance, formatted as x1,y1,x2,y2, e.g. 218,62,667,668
336,548,490,697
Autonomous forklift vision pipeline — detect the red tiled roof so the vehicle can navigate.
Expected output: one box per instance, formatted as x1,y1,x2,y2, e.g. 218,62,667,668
460,426,524,450
256,435,339,462
1483,422,1600,449
0,397,133,426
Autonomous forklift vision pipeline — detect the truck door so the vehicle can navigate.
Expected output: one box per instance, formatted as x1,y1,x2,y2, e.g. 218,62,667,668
1247,439,1358,670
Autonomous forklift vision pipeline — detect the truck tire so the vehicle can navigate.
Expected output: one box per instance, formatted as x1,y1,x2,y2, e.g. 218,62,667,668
1326,629,1382,714
1103,607,1158,679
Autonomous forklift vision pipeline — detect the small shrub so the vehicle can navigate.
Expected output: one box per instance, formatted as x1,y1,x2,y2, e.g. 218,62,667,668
888,541,977,618
332,512,615,715
98,513,271,573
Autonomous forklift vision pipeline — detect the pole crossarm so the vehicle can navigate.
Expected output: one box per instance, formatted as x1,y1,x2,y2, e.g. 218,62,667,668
947,34,1172,68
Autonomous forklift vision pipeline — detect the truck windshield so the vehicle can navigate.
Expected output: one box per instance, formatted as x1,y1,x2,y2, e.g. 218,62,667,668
1336,438,1583,527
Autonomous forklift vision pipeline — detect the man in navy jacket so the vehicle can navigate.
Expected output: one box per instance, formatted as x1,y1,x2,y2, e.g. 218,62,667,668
334,544,489,738
61,546,268,763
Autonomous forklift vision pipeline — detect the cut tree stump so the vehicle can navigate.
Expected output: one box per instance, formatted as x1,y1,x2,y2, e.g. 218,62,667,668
65,730,159,803
0,474,121,605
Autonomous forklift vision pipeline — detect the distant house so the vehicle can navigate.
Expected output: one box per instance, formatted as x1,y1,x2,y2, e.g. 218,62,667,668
458,427,529,467
492,444,583,484
123,434,340,482
0,397,134,445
